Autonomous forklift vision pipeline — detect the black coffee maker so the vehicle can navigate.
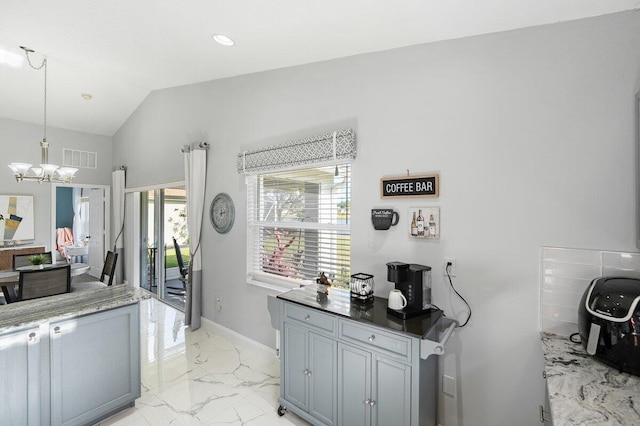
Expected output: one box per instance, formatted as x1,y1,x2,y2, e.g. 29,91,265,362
386,262,432,319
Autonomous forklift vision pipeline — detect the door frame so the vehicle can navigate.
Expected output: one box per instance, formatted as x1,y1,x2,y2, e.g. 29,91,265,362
124,180,185,295
50,183,110,273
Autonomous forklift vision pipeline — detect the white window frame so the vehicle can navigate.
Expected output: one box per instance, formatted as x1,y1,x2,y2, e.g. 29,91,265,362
246,163,351,291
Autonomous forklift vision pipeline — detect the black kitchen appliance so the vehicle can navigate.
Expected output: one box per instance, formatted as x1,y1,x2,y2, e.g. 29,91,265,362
386,262,432,319
578,276,640,376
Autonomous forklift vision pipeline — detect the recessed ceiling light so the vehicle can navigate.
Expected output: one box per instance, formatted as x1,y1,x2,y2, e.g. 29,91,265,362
0,48,24,68
81,93,93,100
213,34,234,46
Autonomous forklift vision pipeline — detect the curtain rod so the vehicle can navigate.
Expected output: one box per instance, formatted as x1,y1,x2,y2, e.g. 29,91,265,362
181,141,209,153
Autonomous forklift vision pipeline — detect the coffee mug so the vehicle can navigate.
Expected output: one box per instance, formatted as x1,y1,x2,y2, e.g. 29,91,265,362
371,209,399,230
388,289,407,310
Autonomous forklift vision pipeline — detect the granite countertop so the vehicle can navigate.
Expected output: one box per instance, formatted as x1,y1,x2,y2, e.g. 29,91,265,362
277,285,443,339
541,332,640,425
0,285,149,334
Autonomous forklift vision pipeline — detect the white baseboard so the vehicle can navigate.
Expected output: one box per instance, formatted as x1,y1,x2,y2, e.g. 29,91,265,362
199,316,277,360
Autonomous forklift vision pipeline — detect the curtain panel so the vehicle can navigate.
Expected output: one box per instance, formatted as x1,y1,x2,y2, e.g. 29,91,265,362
237,128,356,175
112,168,126,284
183,142,209,330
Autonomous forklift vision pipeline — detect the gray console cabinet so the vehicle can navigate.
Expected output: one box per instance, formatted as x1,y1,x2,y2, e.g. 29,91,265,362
271,298,439,426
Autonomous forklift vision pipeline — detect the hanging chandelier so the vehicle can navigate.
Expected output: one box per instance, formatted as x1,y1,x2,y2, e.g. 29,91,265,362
8,47,78,183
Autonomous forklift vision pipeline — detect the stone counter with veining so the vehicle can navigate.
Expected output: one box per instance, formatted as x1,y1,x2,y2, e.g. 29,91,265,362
0,284,148,333
541,332,640,425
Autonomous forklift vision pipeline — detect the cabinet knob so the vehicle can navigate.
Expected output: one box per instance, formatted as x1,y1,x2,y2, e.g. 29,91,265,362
305,315,310,321
364,399,371,405
53,326,61,334
369,400,376,407
28,332,36,342
368,335,376,342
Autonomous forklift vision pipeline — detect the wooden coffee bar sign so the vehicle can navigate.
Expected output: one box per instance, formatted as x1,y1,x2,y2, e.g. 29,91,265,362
381,173,439,198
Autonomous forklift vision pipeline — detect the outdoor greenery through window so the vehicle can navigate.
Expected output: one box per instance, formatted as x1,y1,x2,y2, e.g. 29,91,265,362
247,163,351,288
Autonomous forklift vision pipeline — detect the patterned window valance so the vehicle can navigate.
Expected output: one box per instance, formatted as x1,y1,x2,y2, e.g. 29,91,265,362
237,128,356,175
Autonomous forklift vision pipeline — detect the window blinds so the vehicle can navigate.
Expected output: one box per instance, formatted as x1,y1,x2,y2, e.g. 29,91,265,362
246,164,352,289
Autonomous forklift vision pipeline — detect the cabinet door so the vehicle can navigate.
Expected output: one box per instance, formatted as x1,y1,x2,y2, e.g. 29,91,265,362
372,356,411,426
0,327,40,425
50,304,140,426
308,332,337,425
0,249,14,270
337,342,371,426
283,322,308,411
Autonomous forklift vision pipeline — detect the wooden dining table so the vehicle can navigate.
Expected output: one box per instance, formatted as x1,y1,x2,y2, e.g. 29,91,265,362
0,262,91,304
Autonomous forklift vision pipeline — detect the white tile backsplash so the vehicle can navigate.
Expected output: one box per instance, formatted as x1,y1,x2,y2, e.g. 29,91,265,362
541,288,583,310
541,260,602,280
541,247,602,265
540,247,640,336
542,276,591,295
602,251,640,270
602,266,640,279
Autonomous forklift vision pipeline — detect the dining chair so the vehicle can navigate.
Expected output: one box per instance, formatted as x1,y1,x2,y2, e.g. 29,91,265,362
13,251,53,268
17,264,71,301
167,237,188,296
71,251,118,292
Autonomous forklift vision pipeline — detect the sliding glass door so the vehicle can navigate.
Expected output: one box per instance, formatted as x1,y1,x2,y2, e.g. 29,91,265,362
139,186,188,310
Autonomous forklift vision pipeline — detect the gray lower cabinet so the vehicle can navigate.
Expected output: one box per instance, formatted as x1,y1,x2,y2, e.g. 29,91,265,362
0,326,41,425
338,342,412,426
0,303,140,426
50,304,141,425
283,322,337,425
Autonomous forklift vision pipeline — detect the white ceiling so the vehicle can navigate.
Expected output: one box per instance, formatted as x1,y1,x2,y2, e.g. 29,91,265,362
1,0,638,137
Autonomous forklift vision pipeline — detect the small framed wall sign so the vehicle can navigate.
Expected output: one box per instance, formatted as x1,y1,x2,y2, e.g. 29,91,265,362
381,173,439,199
408,207,440,239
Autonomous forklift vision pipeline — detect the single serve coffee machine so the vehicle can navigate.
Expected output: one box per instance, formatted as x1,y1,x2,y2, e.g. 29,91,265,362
386,262,432,319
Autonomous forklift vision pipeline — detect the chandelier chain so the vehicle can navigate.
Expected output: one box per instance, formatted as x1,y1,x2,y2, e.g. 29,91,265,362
24,50,47,142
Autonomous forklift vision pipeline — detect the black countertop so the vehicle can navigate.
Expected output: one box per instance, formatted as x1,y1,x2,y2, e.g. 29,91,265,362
277,286,443,339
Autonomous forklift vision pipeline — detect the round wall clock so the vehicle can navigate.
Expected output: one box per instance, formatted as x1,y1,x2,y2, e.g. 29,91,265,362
210,193,235,234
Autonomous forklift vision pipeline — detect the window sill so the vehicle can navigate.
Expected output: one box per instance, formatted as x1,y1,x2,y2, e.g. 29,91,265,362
246,273,313,293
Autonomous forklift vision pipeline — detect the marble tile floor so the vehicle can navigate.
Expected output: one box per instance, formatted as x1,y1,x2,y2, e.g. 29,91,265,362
99,297,309,426
140,278,187,311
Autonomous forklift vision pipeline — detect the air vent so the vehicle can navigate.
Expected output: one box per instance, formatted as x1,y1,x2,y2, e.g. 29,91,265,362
63,148,97,169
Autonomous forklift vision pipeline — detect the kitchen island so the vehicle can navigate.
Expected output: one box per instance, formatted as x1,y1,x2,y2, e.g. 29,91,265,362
0,285,148,426
541,332,640,425
268,286,456,426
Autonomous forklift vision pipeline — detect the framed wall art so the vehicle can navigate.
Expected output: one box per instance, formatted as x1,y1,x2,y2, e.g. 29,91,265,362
0,195,35,241
408,207,439,239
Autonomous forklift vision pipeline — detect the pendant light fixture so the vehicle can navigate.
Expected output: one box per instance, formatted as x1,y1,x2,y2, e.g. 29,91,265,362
8,46,78,183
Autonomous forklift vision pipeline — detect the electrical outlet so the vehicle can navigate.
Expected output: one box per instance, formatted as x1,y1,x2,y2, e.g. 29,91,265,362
215,294,222,311
444,258,456,277
443,375,456,397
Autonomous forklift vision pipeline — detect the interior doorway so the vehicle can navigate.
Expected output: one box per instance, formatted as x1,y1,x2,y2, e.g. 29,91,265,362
139,186,188,310
51,184,110,278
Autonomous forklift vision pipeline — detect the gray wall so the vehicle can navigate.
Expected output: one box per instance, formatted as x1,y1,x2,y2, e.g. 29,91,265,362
0,117,112,248
113,11,640,426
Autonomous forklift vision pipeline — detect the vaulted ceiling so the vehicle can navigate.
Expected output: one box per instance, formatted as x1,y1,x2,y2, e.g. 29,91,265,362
1,0,638,136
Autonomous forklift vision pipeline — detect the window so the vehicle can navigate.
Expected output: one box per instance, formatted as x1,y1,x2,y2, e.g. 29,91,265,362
247,163,351,289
